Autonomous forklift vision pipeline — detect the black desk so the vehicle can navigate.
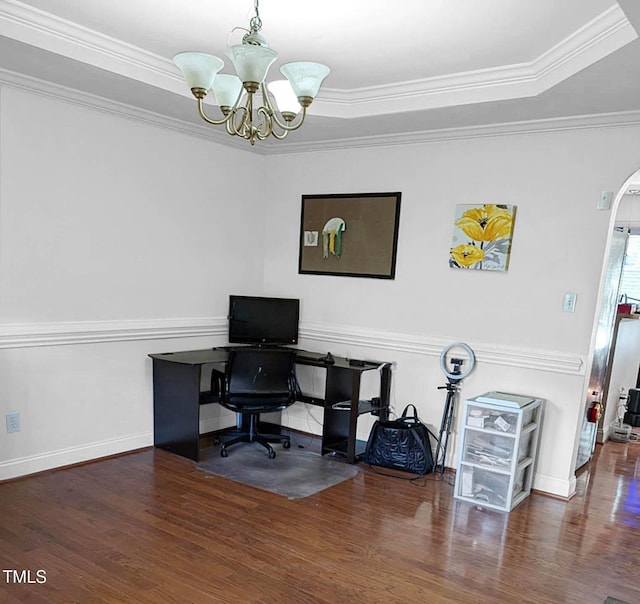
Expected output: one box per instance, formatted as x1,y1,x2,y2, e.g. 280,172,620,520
149,348,392,463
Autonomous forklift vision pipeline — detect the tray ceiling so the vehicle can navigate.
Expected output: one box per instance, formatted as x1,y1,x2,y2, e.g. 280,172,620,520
0,0,639,151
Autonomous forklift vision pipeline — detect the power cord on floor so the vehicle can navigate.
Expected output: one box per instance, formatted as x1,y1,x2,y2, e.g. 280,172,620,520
364,463,455,486
279,406,318,450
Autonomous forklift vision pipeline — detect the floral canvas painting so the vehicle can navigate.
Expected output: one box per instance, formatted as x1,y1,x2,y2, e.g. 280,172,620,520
450,204,516,271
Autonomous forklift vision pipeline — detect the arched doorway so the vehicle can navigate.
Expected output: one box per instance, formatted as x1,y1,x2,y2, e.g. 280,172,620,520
576,168,640,470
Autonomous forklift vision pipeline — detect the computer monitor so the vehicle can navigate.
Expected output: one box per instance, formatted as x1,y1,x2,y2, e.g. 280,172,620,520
228,295,300,345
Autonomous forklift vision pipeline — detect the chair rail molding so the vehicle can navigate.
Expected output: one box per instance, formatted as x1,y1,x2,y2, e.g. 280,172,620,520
0,317,584,374
0,317,227,348
300,321,585,376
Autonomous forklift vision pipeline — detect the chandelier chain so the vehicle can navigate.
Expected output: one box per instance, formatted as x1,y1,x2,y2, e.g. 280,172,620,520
249,0,262,34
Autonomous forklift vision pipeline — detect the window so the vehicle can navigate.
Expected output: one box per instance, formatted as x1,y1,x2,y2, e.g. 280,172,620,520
619,234,640,302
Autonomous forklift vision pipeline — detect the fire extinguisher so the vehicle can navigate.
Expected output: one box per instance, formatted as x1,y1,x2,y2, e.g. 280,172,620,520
587,401,603,423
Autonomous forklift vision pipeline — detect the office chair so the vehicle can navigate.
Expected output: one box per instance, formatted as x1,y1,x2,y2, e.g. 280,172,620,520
216,347,298,459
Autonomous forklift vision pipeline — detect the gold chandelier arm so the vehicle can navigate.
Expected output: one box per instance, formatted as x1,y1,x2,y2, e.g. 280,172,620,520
255,106,273,140
196,98,233,126
269,127,290,141
260,82,307,133
226,94,266,145
228,104,249,137
270,106,307,132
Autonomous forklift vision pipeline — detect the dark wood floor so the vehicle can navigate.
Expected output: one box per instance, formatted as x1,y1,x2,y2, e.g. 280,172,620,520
1,440,639,604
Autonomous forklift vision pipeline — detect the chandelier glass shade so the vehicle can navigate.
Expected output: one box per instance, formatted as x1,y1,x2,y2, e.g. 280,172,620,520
173,0,330,145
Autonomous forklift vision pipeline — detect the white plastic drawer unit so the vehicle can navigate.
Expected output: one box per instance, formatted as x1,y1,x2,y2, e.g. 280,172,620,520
454,391,543,512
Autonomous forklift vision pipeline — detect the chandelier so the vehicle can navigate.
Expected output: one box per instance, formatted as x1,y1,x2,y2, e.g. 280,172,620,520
173,0,330,145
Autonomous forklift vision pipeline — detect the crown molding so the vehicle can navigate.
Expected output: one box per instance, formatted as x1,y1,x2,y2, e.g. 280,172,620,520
534,3,637,85
314,63,538,118
300,4,637,117
0,0,635,118
262,110,640,154
4,66,640,156
0,0,186,95
0,66,256,151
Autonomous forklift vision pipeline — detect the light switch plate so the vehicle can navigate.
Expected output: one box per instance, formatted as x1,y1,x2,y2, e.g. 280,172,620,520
598,191,613,210
563,292,577,313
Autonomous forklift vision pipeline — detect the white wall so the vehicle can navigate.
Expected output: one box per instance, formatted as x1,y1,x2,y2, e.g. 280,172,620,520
0,85,264,479
262,128,640,497
3,79,640,499
0,87,265,322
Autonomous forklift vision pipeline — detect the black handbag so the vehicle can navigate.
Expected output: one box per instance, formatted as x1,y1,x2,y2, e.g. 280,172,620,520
364,404,434,475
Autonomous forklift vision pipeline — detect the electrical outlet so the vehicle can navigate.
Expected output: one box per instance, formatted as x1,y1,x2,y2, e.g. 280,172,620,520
6,411,20,433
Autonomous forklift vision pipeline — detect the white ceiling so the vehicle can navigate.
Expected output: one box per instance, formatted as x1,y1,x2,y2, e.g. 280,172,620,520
1,0,639,152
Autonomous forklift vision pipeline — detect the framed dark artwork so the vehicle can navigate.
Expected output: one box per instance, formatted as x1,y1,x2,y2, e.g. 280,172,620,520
298,192,401,279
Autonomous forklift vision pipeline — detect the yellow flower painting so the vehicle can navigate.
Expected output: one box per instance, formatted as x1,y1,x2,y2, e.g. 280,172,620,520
450,204,516,270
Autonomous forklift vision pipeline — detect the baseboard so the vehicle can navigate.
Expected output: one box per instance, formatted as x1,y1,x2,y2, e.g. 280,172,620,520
199,415,235,435
532,472,577,499
0,431,153,481
597,424,608,443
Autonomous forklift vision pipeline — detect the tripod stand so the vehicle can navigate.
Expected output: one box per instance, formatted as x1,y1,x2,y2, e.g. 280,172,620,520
433,343,475,474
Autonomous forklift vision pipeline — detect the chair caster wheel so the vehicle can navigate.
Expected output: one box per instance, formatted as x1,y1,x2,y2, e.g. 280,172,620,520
282,440,291,449
220,448,228,458
268,449,276,459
